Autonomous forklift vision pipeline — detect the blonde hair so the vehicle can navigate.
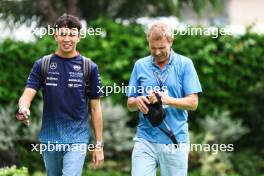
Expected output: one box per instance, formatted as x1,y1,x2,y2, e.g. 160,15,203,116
147,22,174,42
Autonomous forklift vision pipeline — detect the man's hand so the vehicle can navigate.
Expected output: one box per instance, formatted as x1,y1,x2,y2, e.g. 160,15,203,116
147,91,159,104
18,88,37,126
17,105,30,126
136,96,150,114
160,91,172,105
90,146,104,169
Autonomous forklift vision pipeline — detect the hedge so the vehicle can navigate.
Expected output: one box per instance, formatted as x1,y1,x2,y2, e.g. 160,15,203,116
0,18,263,150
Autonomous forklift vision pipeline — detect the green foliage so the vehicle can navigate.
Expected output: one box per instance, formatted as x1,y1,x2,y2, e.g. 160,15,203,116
230,150,264,176
83,170,127,176
0,166,28,176
1,18,263,148
0,101,42,151
83,160,130,176
190,110,249,176
0,103,20,151
0,166,129,176
98,99,134,159
0,102,43,170
0,37,56,105
197,110,249,144
78,18,148,87
0,0,223,25
15,144,45,174
189,171,240,176
174,32,264,148
0,18,264,173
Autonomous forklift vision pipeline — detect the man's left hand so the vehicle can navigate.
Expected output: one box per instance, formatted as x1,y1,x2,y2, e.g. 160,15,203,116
90,147,104,169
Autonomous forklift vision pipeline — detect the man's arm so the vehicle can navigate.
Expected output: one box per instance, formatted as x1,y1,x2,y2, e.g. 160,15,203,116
18,88,37,125
90,99,103,142
19,88,37,108
90,99,104,168
127,96,150,114
162,93,198,111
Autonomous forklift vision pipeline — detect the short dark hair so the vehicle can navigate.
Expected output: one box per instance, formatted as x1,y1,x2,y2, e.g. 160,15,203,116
54,14,82,31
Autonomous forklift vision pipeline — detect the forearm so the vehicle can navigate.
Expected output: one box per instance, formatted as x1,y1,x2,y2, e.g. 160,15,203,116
127,97,139,112
18,88,37,108
167,94,198,111
90,100,105,167
19,96,32,108
90,101,103,142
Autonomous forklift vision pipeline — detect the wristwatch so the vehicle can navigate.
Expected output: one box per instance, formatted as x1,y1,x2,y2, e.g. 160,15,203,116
95,141,104,148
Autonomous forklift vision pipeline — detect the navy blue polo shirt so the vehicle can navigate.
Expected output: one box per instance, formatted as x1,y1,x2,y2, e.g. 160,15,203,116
26,54,102,143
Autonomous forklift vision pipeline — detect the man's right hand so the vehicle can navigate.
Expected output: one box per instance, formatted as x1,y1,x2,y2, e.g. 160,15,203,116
136,96,150,114
16,106,30,126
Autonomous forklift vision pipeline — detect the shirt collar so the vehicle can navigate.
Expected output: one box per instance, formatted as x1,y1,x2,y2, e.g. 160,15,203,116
151,49,174,68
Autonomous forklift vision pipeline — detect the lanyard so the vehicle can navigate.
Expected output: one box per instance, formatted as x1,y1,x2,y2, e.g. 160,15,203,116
152,59,172,90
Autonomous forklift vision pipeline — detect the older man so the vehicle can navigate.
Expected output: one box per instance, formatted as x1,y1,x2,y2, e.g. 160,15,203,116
126,22,202,176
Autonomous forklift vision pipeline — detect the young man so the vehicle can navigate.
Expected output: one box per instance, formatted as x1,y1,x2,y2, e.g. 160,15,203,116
17,14,104,176
126,22,202,176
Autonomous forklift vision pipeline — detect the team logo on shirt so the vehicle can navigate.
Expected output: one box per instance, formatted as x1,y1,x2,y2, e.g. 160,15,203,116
50,62,57,70
73,65,81,71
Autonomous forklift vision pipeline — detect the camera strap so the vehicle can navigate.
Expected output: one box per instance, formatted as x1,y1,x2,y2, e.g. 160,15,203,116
150,58,178,146
158,120,178,146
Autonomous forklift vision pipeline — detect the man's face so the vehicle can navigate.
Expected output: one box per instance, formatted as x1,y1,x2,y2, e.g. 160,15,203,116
54,27,80,54
148,37,172,63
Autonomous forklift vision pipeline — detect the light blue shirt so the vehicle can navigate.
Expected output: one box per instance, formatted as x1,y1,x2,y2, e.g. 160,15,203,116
126,50,202,143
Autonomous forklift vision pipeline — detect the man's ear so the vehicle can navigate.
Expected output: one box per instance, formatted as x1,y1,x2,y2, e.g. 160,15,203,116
76,34,81,43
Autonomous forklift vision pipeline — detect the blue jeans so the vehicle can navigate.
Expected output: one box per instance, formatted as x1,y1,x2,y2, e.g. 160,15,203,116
41,143,87,176
132,138,189,176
